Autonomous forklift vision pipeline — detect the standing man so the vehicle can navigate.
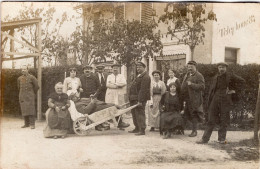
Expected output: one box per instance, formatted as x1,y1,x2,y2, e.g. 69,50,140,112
198,62,245,144
80,65,101,98
105,63,129,129
128,61,151,136
18,65,39,129
95,64,107,101
181,61,205,137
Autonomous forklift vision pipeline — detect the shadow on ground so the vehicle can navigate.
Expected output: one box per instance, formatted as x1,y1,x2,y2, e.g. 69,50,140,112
208,139,259,161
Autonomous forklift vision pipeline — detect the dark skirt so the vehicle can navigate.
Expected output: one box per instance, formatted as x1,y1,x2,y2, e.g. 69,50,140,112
160,111,184,132
43,108,70,138
48,108,71,130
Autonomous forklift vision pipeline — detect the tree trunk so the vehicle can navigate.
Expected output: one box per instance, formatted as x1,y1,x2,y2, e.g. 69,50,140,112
254,73,260,141
126,62,136,97
190,46,195,61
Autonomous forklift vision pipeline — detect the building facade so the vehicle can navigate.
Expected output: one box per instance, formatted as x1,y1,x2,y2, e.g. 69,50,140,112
79,2,260,75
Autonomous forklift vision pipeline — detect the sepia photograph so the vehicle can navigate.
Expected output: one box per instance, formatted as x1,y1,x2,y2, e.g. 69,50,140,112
0,1,260,169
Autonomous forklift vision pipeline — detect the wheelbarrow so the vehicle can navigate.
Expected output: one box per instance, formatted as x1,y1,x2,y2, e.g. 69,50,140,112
73,103,140,136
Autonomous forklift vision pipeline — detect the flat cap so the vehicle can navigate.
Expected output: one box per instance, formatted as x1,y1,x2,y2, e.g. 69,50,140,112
217,62,228,67
96,64,105,69
187,61,197,66
83,65,93,70
136,61,146,68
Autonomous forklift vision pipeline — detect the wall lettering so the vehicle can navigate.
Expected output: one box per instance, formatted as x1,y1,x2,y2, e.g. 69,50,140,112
219,15,255,37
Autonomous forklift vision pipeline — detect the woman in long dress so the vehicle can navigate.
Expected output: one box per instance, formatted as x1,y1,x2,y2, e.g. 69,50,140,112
148,70,166,132
160,82,184,139
43,82,71,139
63,67,82,97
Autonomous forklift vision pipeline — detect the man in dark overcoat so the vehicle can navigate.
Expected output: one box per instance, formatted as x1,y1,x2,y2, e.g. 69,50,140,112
80,65,101,98
128,61,151,135
181,61,205,137
18,65,39,129
95,64,108,102
198,62,245,144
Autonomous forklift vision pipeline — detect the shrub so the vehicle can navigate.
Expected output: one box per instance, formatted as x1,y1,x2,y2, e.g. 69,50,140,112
1,64,260,125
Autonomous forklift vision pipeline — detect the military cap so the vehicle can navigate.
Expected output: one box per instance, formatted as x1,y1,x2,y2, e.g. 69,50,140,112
217,62,228,67
187,61,197,66
136,61,146,68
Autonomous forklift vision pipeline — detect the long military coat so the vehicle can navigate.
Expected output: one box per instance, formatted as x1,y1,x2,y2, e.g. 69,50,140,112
17,74,39,116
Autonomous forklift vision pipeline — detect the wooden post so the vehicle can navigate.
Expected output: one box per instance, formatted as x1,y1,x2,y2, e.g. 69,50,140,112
10,29,15,69
37,22,42,121
254,73,260,141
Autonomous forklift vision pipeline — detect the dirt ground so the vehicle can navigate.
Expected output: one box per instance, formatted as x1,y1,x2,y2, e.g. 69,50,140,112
0,116,259,169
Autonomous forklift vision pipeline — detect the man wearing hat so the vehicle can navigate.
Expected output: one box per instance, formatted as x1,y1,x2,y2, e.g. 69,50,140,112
80,65,101,98
80,65,104,131
18,65,39,129
181,61,205,137
95,64,108,102
198,62,245,144
128,61,151,135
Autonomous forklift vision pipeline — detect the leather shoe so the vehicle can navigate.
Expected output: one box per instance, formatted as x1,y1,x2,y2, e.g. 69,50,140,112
135,131,145,136
128,128,139,133
95,125,103,131
30,125,35,129
21,125,29,128
118,122,130,128
189,131,197,137
219,140,227,144
196,139,208,144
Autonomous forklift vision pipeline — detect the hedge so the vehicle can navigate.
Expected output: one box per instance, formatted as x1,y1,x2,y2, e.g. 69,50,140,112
1,64,260,124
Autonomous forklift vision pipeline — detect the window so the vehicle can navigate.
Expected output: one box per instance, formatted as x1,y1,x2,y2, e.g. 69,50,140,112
141,3,153,24
225,48,238,64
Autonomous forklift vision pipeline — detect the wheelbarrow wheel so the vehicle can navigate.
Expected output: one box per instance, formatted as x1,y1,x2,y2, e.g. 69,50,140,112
73,117,92,136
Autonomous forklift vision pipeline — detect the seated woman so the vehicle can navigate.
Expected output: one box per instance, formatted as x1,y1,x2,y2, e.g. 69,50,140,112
160,82,184,139
43,82,71,139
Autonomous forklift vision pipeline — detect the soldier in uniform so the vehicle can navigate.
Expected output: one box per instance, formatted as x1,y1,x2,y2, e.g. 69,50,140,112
128,61,151,135
198,62,245,144
181,61,205,137
18,65,39,129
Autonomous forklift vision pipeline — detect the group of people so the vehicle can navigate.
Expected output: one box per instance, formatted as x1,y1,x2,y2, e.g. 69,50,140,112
18,60,245,144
